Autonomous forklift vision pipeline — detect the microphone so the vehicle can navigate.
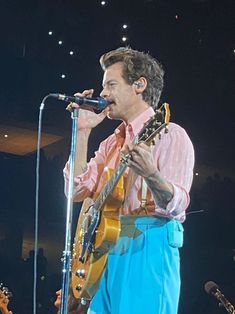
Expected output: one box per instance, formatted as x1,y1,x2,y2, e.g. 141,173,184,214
49,93,108,111
204,281,235,313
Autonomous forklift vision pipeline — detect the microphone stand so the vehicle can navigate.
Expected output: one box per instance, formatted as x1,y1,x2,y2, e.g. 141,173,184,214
60,108,79,314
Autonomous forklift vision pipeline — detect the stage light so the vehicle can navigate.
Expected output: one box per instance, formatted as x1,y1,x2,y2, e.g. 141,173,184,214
122,24,128,29
101,1,106,6
122,36,127,42
58,40,63,45
48,31,53,35
4,134,8,138
61,74,66,78
69,51,74,55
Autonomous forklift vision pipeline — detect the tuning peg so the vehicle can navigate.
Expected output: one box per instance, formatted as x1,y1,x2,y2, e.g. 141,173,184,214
76,269,86,278
81,298,87,305
76,284,82,291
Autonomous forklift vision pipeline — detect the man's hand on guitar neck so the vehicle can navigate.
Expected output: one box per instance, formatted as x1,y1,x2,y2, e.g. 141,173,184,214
123,142,156,178
123,142,174,209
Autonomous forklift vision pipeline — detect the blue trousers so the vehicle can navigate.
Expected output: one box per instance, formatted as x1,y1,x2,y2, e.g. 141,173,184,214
88,216,183,314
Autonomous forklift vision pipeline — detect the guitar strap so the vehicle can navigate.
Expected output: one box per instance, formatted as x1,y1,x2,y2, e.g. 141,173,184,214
122,135,148,211
123,139,157,214
123,170,149,215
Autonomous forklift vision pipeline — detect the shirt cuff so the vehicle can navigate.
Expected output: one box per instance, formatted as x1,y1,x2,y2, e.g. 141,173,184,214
155,183,190,221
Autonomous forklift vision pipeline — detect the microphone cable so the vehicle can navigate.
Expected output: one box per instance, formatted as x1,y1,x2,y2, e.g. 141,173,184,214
186,209,205,216
33,95,50,314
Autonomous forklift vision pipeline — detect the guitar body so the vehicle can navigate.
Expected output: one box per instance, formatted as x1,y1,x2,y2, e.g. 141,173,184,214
71,168,124,299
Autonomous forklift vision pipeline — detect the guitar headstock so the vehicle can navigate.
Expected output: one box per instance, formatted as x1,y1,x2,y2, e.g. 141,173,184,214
0,283,13,314
138,102,170,144
0,283,12,298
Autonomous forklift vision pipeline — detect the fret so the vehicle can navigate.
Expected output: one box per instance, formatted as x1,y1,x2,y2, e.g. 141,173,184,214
95,161,127,210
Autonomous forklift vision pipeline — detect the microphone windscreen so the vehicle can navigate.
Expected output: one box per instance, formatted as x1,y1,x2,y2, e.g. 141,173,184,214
204,281,219,295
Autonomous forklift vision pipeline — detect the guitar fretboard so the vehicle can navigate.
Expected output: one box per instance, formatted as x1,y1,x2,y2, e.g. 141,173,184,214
94,161,127,210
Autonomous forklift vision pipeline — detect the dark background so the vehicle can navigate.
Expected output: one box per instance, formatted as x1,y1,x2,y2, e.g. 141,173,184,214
0,0,234,313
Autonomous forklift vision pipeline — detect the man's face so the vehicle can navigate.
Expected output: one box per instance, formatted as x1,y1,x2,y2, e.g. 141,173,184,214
100,62,138,121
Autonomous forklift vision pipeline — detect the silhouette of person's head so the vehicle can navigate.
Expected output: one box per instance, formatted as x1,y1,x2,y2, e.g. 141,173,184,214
37,248,44,257
28,250,34,259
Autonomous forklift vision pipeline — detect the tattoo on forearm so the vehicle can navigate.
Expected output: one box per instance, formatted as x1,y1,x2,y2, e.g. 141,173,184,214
144,170,173,209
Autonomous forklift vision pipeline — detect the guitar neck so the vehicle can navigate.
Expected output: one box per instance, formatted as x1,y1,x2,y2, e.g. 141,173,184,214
94,161,127,210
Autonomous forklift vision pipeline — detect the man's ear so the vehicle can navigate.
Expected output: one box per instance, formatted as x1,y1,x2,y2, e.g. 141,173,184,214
133,77,147,93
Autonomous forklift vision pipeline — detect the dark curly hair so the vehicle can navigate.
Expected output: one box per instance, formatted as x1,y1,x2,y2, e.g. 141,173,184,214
99,47,164,108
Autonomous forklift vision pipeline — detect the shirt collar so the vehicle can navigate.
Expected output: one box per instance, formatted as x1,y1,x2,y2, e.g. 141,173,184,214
114,106,155,138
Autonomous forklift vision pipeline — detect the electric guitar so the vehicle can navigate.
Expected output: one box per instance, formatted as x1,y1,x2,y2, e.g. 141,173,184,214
0,283,13,314
71,103,170,300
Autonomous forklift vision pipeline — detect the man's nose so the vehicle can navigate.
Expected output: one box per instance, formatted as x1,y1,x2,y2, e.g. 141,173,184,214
100,87,109,98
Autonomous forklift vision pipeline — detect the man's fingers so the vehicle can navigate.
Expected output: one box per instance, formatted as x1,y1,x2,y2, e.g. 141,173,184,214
131,143,152,156
74,89,94,98
66,89,94,112
121,144,131,155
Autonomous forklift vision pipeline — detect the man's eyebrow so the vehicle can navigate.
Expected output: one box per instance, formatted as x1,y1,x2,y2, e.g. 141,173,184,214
102,79,117,87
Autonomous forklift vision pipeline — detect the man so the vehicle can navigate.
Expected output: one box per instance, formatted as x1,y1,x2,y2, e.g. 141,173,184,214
64,47,194,314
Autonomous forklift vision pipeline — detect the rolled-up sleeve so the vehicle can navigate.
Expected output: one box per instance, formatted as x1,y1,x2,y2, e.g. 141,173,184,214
155,124,195,221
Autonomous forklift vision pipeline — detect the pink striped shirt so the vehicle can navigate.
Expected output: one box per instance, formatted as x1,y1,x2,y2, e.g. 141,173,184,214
64,107,195,222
